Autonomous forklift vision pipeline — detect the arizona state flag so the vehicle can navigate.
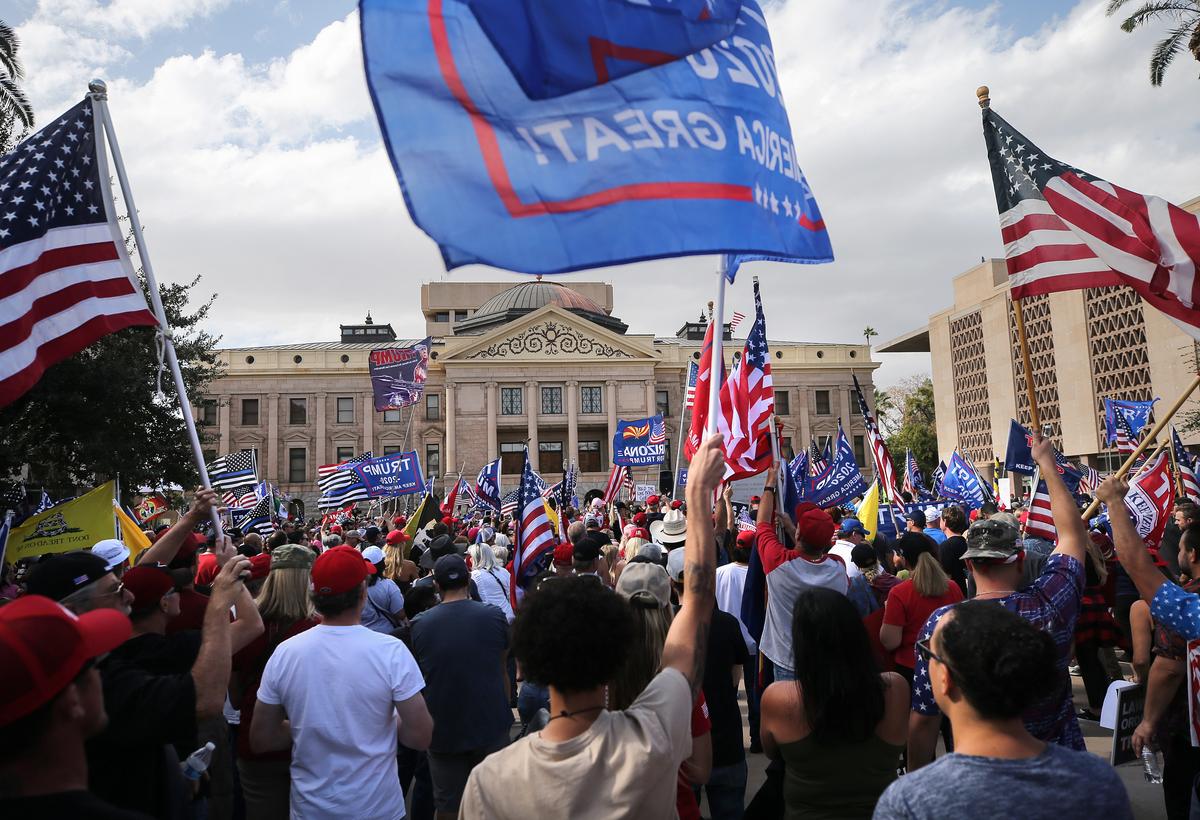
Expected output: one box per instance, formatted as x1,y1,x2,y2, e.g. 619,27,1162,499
8,482,117,563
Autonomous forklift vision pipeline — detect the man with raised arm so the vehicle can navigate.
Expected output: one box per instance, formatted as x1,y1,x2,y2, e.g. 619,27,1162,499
907,433,1090,769
457,434,727,819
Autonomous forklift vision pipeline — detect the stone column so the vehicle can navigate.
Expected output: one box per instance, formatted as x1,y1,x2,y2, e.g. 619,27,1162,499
644,379,656,417
315,392,327,467
486,382,498,461
218,399,230,453
606,380,618,468
526,380,539,464
362,393,374,455
566,380,579,471
266,393,279,482
839,385,852,426
445,382,457,476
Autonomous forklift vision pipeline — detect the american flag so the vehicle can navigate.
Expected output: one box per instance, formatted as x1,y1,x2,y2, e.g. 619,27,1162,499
623,467,636,501
1173,427,1200,504
983,105,1200,339
684,360,699,409
717,280,774,480
317,451,373,509
601,463,629,504
1114,412,1139,460
33,490,53,515
512,448,557,608
442,476,463,514
234,495,275,537
809,439,829,476
1077,463,1102,497
729,311,746,331
500,487,521,517
0,98,159,407
685,318,726,460
853,374,902,504
902,450,925,501
1025,475,1056,542
206,449,259,492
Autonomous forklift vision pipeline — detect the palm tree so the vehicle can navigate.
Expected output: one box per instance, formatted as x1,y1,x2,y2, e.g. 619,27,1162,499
0,19,34,152
863,326,878,348
1107,0,1200,86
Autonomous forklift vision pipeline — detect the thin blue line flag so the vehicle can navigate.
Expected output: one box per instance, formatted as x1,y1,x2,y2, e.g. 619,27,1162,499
360,0,833,274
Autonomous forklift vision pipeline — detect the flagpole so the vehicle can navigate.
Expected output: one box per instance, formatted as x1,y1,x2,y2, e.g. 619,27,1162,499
1081,373,1200,519
89,80,223,539
707,259,727,437
672,381,689,499
978,86,1043,432
1168,425,1182,490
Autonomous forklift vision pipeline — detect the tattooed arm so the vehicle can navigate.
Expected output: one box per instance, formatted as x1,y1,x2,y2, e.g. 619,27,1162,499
661,434,724,695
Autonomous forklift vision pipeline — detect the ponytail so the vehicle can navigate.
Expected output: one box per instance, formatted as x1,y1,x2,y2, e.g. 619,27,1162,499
911,551,950,598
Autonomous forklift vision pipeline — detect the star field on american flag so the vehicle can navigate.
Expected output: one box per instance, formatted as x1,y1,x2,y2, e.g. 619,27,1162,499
0,100,108,249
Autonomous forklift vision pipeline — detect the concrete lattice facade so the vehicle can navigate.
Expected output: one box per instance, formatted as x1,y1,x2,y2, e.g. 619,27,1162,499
880,194,1200,476
199,281,880,510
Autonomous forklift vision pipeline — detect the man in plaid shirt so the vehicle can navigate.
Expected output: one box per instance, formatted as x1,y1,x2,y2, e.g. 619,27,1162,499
907,434,1089,769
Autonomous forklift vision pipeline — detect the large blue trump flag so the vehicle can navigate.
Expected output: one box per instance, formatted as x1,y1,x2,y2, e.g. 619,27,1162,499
360,0,833,274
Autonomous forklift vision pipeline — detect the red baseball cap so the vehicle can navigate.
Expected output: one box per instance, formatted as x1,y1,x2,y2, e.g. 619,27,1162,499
793,502,835,548
123,564,176,613
670,500,683,510
311,545,376,595
553,542,574,566
194,552,219,587
0,595,131,727
330,524,343,534
633,512,647,526
249,553,272,580
630,527,652,541
647,495,660,505
385,529,410,545
736,530,756,548
393,515,407,527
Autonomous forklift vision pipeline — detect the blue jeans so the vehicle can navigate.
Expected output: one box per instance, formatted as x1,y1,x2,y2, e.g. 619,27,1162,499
397,742,434,820
695,760,748,820
774,664,796,682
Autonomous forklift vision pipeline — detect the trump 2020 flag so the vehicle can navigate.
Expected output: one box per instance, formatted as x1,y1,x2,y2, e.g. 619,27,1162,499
613,415,667,467
360,0,832,274
1103,398,1156,445
941,451,986,510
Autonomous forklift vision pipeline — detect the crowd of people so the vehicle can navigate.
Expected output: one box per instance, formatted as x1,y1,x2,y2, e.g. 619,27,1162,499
2,430,1197,818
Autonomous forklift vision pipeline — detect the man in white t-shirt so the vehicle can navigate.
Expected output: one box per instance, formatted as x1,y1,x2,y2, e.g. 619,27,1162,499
828,518,866,578
250,545,433,820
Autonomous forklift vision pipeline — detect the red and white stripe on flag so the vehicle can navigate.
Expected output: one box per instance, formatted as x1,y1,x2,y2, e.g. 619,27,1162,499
601,464,627,504
1025,481,1056,542
986,109,1200,340
1180,462,1200,505
717,281,773,480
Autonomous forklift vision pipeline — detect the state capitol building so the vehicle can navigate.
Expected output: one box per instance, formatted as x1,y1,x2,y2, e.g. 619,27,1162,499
198,280,879,512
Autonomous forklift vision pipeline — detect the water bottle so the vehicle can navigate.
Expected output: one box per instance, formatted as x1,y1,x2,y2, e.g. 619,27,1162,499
1141,745,1164,784
181,741,216,781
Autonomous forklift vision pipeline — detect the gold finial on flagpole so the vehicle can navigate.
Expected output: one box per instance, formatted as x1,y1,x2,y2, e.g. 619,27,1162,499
976,85,990,110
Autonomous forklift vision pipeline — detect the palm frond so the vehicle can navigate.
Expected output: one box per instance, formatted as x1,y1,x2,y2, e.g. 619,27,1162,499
0,75,33,128
0,21,22,81
1111,1,1196,32
1150,20,1195,84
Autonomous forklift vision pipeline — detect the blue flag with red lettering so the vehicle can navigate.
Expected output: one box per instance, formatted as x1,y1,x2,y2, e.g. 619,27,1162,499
360,0,833,274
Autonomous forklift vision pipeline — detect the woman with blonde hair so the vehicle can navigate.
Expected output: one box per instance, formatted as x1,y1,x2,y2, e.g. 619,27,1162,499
879,533,963,690
232,544,321,820
381,529,419,594
469,541,515,623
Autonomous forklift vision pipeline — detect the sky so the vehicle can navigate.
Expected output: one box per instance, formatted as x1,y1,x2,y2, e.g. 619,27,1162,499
8,0,1199,389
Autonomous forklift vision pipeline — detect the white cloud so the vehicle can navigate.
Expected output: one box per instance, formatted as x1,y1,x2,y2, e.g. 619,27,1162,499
13,0,1200,393
36,0,237,39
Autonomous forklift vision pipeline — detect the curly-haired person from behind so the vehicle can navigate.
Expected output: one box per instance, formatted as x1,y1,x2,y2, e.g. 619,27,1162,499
458,434,728,819
873,602,1132,820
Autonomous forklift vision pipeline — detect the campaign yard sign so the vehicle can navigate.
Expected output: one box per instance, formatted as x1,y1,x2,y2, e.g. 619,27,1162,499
351,452,425,497
369,337,431,411
614,415,667,467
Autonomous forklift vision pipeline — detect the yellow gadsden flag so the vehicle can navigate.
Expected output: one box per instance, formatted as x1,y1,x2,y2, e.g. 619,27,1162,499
8,481,118,563
857,480,880,542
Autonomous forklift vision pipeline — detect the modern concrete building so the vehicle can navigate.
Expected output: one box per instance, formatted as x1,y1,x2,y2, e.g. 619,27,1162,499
879,196,1200,476
198,280,880,510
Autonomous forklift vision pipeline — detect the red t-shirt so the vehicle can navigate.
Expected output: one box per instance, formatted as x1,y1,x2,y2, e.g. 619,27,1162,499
882,578,963,669
676,692,711,820
166,588,210,634
232,616,321,760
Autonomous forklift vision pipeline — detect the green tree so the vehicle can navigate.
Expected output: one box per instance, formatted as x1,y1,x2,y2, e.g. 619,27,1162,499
0,20,34,153
873,386,898,436
885,377,938,480
0,272,223,502
1107,0,1200,86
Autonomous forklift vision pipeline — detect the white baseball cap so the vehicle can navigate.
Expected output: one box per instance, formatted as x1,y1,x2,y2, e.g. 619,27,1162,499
90,539,131,571
923,506,941,522
361,545,385,565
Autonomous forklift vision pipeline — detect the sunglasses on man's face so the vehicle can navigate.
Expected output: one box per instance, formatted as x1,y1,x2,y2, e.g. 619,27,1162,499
915,637,950,671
